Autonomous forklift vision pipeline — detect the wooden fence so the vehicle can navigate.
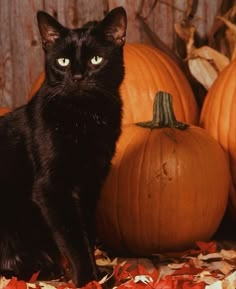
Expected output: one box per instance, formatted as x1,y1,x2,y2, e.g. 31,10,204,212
0,0,222,108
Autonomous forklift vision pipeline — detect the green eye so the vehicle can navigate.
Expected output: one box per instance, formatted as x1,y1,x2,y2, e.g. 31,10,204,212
90,56,103,65
57,58,70,67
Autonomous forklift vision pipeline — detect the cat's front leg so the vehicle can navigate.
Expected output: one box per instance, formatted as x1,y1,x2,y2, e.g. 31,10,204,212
32,176,98,287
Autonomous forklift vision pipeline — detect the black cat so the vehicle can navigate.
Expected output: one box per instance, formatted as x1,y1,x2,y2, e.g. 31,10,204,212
0,7,127,287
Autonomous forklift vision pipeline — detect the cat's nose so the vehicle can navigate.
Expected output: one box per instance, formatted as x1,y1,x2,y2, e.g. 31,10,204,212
73,74,83,82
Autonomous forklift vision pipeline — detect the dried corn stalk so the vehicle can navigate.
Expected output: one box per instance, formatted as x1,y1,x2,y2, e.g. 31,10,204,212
217,15,236,61
175,22,230,90
187,45,230,90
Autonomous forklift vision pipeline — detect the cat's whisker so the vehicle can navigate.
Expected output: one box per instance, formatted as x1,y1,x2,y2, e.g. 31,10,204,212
47,86,65,101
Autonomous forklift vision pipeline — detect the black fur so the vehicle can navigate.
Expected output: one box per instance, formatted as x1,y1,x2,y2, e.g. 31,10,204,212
0,7,127,287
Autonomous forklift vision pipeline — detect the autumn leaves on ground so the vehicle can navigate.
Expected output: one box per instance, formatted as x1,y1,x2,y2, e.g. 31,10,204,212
1,241,236,289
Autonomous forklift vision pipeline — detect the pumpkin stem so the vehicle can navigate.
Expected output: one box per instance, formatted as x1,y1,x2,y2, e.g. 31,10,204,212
136,91,189,130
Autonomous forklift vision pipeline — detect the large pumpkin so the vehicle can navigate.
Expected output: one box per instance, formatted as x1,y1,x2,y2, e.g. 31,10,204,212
96,91,230,256
28,43,199,125
200,59,236,218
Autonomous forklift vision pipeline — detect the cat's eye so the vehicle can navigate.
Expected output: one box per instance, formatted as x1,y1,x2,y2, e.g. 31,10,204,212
57,58,70,67
90,56,103,65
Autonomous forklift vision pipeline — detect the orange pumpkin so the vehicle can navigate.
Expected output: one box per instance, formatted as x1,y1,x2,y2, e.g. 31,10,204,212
200,59,236,218
28,43,199,125
96,91,230,256
0,107,11,116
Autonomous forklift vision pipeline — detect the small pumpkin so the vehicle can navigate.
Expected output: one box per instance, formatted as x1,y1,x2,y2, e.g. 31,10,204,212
28,43,199,125
96,91,230,256
200,59,236,218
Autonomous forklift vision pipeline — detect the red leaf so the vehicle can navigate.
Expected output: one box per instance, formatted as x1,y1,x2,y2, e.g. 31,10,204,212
28,271,40,283
57,282,77,289
3,278,18,289
128,264,154,279
4,278,28,289
15,279,27,289
195,241,217,254
153,275,177,289
149,267,159,282
81,281,102,289
182,280,205,289
184,241,217,256
113,262,132,282
136,265,150,276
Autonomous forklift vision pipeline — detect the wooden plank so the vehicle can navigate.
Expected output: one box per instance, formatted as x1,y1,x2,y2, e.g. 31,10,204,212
44,0,106,28
0,0,13,108
3,0,44,108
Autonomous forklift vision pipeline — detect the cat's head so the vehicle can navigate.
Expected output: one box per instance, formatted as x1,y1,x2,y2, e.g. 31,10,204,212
37,7,127,100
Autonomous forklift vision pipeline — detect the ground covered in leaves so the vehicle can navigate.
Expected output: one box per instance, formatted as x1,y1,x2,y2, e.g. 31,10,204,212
1,241,236,289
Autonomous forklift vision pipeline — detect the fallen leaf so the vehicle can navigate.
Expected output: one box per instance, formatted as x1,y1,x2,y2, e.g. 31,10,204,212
168,263,186,270
28,273,40,284
4,278,27,289
133,275,153,284
196,271,219,285
172,264,203,276
208,261,233,275
219,249,236,260
205,280,223,289
38,282,57,289
183,257,205,269
196,241,217,253
0,277,11,289
113,262,132,283
198,253,223,261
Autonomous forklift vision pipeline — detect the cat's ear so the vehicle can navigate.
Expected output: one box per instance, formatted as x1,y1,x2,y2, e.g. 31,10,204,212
100,7,127,46
37,11,65,50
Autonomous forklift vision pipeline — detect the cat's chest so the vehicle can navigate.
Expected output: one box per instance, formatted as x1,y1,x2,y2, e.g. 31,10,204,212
53,112,109,145
51,114,115,175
